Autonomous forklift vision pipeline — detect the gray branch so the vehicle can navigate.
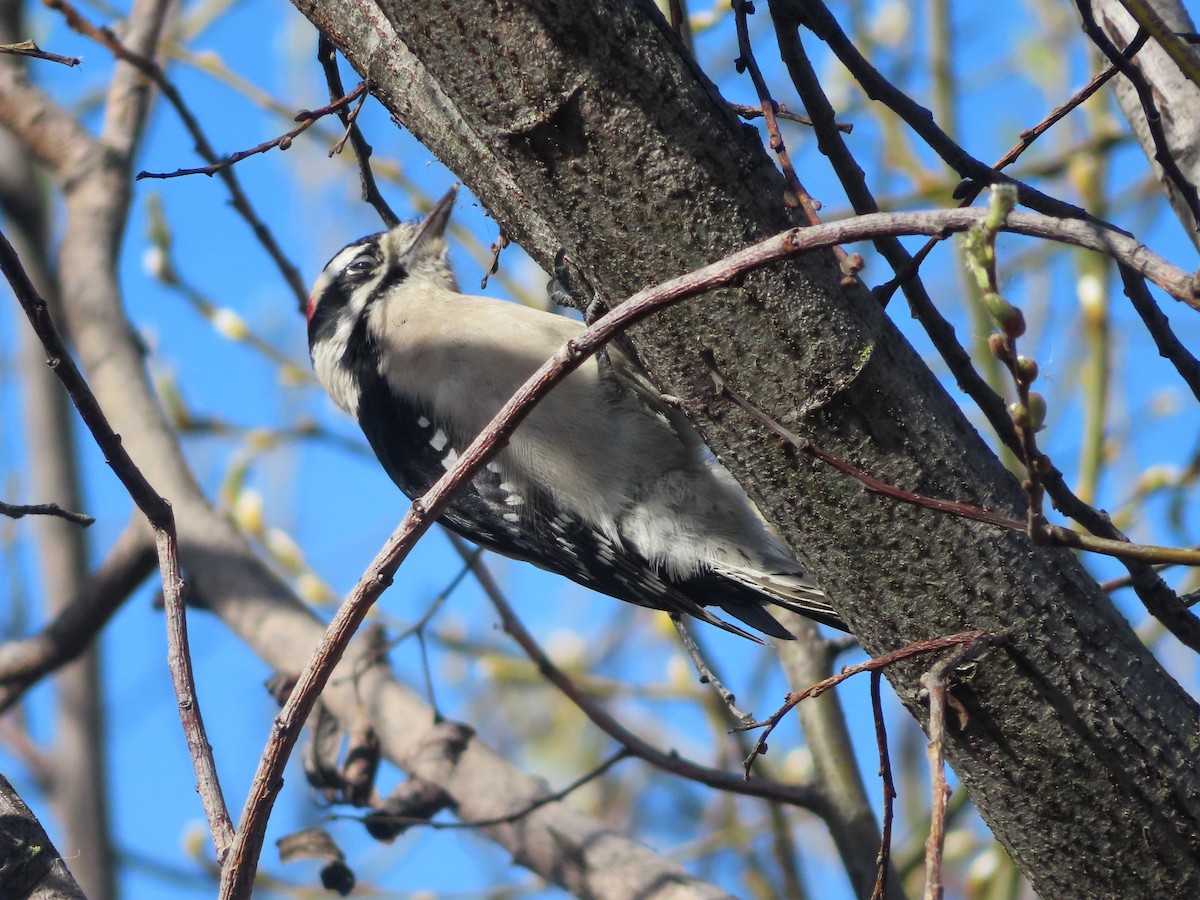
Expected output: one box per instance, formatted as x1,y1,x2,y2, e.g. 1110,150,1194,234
1090,0,1200,248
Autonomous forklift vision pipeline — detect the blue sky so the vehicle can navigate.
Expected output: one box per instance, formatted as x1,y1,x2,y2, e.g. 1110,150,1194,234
3,0,1200,897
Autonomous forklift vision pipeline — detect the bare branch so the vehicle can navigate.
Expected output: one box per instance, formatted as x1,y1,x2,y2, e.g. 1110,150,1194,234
451,534,823,802
869,671,894,900
738,632,993,775
137,82,368,180
0,230,235,862
918,635,1001,900
728,100,852,131
42,0,307,304
0,500,93,527
731,0,822,221
0,38,79,67
316,36,398,228
353,747,633,833
0,520,155,711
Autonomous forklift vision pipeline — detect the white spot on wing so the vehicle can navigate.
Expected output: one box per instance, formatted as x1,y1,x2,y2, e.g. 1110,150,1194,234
417,415,430,428
442,448,459,469
430,429,448,452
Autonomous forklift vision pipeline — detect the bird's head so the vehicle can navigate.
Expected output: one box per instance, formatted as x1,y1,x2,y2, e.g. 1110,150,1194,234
306,185,458,347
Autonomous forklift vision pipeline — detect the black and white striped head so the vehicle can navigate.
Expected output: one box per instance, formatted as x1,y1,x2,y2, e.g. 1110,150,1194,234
306,187,458,414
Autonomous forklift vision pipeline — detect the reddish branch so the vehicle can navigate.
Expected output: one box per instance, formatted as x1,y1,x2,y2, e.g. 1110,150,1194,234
737,632,988,776
918,634,1001,900
729,100,852,131
732,0,822,221
218,201,1197,896
710,357,1200,567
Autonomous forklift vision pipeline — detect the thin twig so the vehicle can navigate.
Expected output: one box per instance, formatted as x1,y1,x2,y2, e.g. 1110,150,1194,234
0,230,235,861
42,0,307,304
729,100,852,131
481,229,509,290
137,82,367,179
327,81,369,156
349,748,633,832
736,633,985,775
0,499,93,527
669,613,754,725
1118,264,1200,401
920,664,952,900
869,670,894,900
732,0,825,222
997,32,1148,172
317,36,398,228
451,535,825,808
710,360,1022,530
917,633,999,900
0,38,79,66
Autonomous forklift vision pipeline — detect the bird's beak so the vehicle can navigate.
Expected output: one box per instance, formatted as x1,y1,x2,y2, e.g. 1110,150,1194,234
406,184,458,255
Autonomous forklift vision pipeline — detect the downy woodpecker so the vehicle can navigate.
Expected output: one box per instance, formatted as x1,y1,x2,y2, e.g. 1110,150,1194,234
306,188,845,640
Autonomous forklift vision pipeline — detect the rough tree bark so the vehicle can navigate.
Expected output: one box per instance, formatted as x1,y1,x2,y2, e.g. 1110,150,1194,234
289,0,1200,896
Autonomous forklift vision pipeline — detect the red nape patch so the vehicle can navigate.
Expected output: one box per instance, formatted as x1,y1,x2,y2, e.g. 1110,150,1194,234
305,294,315,321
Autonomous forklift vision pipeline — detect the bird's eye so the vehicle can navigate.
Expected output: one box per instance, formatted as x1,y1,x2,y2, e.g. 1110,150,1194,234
344,256,377,279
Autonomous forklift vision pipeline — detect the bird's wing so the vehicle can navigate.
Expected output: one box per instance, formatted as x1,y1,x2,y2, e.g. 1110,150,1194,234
353,369,769,640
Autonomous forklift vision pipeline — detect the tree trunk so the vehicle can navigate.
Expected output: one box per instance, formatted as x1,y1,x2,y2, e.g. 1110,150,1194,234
291,0,1200,895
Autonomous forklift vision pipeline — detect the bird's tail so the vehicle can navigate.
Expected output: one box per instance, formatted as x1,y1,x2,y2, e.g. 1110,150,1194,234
712,563,849,634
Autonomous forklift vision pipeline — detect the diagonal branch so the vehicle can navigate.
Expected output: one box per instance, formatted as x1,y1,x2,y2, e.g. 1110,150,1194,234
220,198,1198,894
42,0,307,303
0,229,235,862
0,520,155,712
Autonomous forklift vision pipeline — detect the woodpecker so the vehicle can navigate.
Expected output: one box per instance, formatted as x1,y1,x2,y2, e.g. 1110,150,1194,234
306,188,845,640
